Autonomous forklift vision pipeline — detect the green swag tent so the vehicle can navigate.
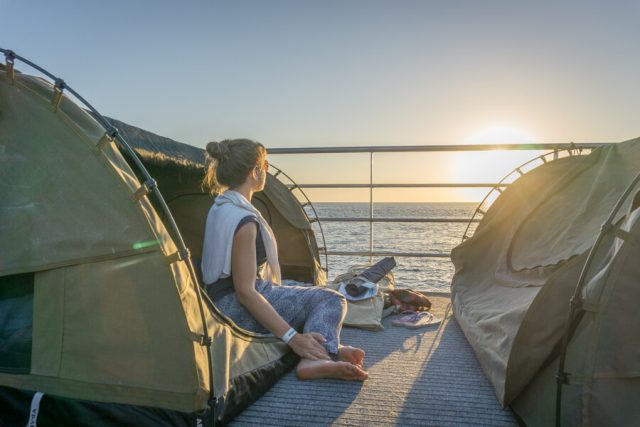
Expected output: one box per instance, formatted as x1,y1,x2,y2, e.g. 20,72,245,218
451,138,640,425
0,54,323,425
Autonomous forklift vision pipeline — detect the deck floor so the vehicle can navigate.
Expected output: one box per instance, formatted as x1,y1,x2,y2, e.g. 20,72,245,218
230,297,517,426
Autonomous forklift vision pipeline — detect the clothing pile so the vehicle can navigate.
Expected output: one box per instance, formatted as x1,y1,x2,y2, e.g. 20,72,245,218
385,288,432,312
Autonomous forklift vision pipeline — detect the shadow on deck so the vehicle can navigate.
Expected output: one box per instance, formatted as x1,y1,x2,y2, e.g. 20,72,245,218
230,298,516,426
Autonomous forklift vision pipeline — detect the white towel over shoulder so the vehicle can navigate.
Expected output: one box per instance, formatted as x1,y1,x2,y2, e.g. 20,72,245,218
201,190,281,285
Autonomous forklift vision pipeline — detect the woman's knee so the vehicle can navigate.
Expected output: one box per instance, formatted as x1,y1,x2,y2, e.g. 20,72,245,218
302,286,347,313
320,287,347,311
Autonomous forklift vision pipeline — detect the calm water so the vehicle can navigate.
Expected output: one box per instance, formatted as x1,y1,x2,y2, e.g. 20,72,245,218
307,203,478,292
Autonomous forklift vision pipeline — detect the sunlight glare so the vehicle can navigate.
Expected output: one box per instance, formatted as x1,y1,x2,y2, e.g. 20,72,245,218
452,127,538,201
463,127,536,147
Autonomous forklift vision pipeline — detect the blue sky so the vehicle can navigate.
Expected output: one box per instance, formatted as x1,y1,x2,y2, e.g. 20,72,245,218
2,0,640,200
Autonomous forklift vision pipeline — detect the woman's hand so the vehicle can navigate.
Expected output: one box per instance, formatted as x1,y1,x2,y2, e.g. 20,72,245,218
288,332,331,360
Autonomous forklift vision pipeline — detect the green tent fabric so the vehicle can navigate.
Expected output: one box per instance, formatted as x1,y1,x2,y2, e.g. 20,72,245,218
0,61,321,421
511,192,640,426
451,138,640,424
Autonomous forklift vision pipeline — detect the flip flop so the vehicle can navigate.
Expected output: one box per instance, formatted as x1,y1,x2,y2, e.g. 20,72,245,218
391,311,419,327
392,311,441,329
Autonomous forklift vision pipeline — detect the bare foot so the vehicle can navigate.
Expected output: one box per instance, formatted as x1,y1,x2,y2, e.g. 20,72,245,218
296,359,368,381
338,345,365,367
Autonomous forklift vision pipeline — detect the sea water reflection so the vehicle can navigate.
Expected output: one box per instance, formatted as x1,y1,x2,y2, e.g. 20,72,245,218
308,202,478,292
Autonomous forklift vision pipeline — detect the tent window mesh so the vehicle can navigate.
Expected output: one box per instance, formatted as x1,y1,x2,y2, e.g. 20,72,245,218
0,273,34,374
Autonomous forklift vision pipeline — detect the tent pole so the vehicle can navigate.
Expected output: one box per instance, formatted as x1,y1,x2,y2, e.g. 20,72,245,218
369,152,373,264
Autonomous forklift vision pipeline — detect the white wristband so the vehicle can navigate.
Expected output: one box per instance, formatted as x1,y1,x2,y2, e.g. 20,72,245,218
281,328,297,344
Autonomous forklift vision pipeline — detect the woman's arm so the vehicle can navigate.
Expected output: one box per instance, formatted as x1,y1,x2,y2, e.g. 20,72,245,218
232,222,330,360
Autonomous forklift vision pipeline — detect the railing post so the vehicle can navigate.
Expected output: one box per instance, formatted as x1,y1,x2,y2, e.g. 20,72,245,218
369,151,373,264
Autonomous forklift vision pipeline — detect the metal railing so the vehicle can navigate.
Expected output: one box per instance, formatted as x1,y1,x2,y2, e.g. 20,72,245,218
268,143,607,267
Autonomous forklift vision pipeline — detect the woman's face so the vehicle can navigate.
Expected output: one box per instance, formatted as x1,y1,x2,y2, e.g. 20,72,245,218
252,157,269,191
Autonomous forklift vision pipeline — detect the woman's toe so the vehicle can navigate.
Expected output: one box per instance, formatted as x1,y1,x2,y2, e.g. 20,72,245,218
346,363,368,380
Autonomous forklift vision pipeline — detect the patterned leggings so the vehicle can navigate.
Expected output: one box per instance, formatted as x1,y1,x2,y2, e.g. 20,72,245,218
214,279,347,359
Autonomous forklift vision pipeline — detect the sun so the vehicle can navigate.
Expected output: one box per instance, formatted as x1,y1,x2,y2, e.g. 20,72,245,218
451,127,538,201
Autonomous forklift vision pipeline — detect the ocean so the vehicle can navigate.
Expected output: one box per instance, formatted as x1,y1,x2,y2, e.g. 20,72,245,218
308,202,478,292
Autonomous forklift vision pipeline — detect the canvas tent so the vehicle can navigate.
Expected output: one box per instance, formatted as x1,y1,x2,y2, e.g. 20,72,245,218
451,138,640,425
0,55,322,425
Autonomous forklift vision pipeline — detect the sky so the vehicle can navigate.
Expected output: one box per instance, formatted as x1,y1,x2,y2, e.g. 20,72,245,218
2,0,640,201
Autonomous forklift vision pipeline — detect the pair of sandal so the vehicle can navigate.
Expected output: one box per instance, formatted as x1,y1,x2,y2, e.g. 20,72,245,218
392,310,441,329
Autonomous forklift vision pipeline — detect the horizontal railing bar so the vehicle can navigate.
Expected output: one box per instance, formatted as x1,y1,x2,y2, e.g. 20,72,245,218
289,183,509,188
316,217,480,223
267,143,608,154
323,250,451,258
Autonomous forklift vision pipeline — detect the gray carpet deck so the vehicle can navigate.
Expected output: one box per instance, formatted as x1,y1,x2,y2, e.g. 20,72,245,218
231,302,517,426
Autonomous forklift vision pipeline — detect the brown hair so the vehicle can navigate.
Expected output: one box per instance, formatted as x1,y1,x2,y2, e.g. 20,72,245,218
202,139,266,195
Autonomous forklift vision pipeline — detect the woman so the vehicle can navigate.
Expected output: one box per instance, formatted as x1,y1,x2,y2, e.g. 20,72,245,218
201,139,368,381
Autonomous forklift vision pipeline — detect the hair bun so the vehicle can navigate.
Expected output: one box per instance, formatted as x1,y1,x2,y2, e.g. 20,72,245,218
206,141,230,162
